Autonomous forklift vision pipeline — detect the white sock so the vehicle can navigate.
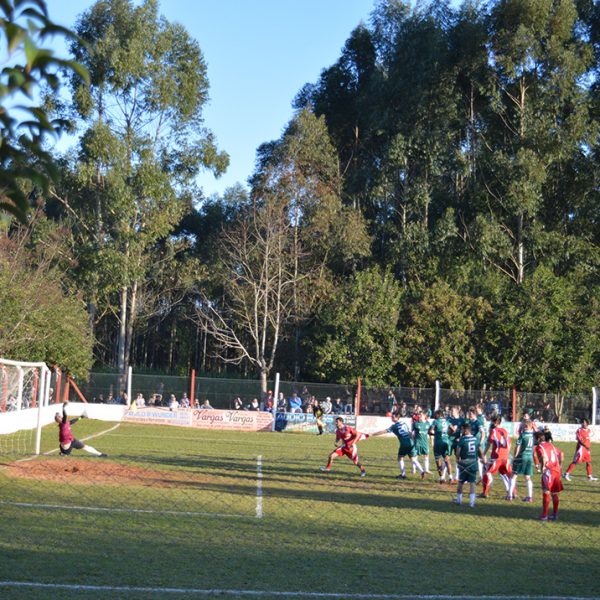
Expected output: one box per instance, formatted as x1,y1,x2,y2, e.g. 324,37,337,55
83,445,102,456
509,476,517,497
527,479,533,498
500,473,510,492
469,493,476,507
441,466,448,480
424,456,430,471
478,460,483,478
412,457,424,473
399,458,405,476
455,465,460,480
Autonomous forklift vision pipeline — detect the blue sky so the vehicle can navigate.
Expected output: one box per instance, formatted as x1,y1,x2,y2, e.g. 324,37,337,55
46,0,380,199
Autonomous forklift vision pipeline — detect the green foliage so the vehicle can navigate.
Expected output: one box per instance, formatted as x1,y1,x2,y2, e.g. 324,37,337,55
0,0,88,222
308,267,402,385
399,281,491,388
0,227,93,375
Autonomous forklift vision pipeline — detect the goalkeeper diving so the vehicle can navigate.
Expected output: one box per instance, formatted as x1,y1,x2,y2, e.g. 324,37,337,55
55,401,107,457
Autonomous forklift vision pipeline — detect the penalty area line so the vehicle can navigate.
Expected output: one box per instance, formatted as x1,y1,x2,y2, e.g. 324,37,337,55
0,584,597,600
0,501,251,520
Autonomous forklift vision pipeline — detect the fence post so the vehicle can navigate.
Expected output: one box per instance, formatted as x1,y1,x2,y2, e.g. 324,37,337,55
272,372,280,432
34,366,48,455
434,380,440,412
190,369,196,408
592,386,598,426
512,386,517,423
126,366,132,407
356,378,361,417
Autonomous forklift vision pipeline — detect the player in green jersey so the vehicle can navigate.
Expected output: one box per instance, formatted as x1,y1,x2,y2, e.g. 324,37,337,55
448,406,464,481
510,419,535,502
372,413,424,479
475,404,488,479
412,412,432,475
453,422,485,507
428,410,454,483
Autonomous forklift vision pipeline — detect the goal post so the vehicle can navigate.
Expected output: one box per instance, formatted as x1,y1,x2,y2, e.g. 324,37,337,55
0,357,51,456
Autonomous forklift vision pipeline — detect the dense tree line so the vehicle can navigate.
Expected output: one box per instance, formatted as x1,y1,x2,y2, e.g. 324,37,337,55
1,0,599,394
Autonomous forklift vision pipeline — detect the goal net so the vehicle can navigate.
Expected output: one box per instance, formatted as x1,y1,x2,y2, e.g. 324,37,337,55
0,358,52,457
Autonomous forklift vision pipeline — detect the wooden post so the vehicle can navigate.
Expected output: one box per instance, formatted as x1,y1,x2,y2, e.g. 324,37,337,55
512,386,517,423
356,377,362,417
190,369,196,408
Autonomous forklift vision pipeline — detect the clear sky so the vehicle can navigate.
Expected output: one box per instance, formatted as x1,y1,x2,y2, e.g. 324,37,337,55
46,0,380,199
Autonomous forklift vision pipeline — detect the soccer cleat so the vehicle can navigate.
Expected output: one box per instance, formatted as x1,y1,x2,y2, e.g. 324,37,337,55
588,476,598,481
522,496,533,503
439,477,446,484
478,493,488,499
396,473,407,480
99,453,108,458
538,515,549,521
319,467,331,472
548,514,558,521
562,472,571,481
425,470,433,474
452,498,462,505
505,495,514,501
360,470,366,478
421,471,426,480
449,479,458,485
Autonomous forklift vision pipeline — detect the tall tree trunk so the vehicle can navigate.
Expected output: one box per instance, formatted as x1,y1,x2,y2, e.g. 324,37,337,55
124,279,138,371
117,284,128,390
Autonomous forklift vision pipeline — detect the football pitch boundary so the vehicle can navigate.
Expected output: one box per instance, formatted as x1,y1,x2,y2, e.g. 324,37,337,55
0,582,598,599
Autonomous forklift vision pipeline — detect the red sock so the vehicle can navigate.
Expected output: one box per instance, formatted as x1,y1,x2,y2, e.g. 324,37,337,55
542,493,550,517
482,474,489,495
566,463,575,475
552,494,559,515
586,463,592,477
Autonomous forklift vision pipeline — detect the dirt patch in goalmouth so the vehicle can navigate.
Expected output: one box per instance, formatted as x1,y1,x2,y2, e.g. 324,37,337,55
5,457,211,489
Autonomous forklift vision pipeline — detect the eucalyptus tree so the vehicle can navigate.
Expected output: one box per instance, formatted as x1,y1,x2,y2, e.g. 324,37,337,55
197,108,369,389
474,0,593,285
59,0,227,374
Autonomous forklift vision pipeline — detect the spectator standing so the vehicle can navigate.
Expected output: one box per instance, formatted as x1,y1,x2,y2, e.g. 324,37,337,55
332,398,344,415
289,392,302,413
321,396,332,415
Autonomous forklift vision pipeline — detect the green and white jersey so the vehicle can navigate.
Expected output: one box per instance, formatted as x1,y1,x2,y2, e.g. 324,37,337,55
448,416,464,441
516,430,535,458
412,420,429,445
457,434,479,462
432,418,450,442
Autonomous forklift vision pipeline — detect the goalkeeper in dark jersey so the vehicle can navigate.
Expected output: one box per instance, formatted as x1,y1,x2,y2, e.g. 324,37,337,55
55,401,107,457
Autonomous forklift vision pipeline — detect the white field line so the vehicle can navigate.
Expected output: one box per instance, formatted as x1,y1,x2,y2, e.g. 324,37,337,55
0,583,597,600
1,422,251,519
0,423,121,468
256,455,263,519
0,501,251,519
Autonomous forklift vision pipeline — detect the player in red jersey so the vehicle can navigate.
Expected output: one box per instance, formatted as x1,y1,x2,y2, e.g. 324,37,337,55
480,415,512,499
320,417,368,477
55,401,107,457
535,430,564,521
563,419,598,482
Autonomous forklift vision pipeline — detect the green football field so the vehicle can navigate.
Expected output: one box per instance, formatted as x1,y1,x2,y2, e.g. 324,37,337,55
0,419,599,600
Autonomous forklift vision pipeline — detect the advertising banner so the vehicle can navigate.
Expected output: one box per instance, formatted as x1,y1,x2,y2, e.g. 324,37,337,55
275,412,356,433
123,407,192,427
191,409,273,432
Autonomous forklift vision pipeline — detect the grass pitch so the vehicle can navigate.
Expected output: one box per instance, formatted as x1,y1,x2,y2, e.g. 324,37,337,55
0,420,599,599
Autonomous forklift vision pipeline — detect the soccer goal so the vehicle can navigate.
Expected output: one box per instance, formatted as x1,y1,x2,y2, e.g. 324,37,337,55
0,358,52,456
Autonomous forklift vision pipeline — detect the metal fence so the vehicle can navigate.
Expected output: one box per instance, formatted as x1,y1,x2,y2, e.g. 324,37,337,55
65,371,598,424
